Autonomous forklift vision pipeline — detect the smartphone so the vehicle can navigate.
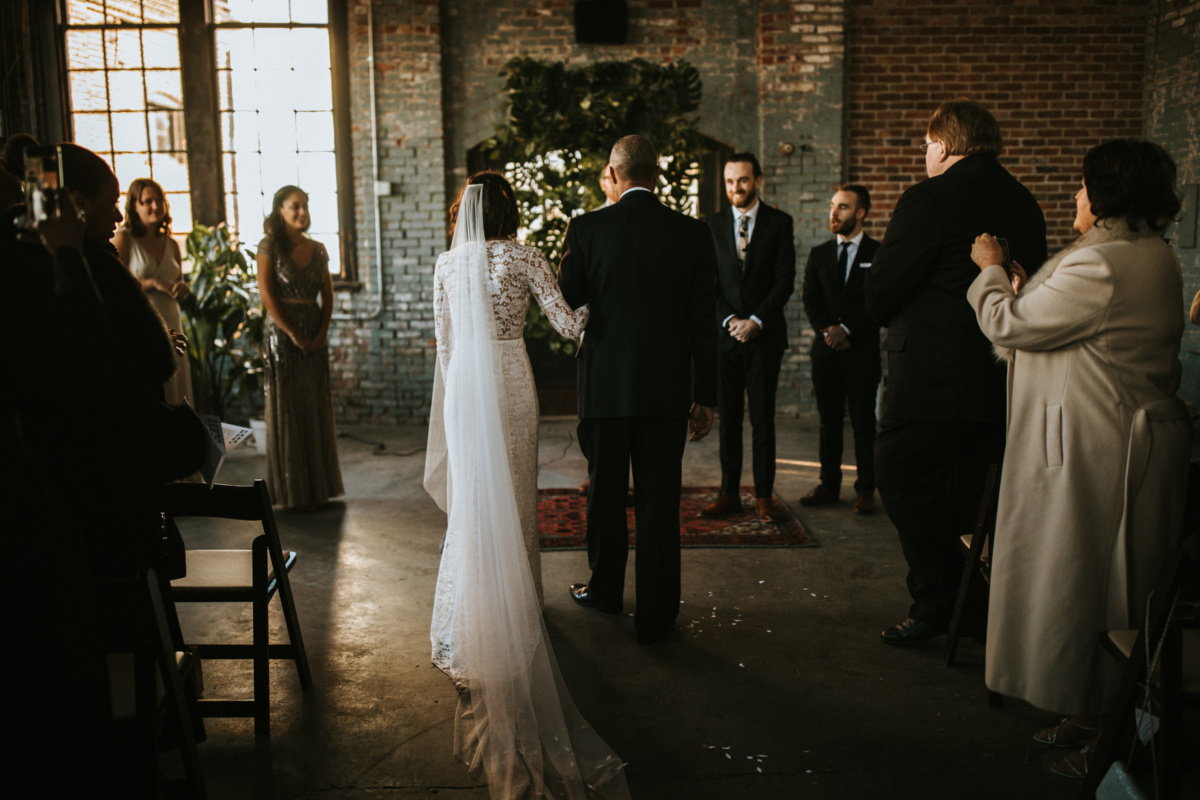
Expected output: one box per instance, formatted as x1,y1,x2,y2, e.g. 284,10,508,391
24,145,64,227
995,236,1012,274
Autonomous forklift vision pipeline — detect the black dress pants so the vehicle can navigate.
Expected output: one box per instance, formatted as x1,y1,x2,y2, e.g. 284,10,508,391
717,342,783,497
578,416,688,639
875,418,1005,624
811,352,880,497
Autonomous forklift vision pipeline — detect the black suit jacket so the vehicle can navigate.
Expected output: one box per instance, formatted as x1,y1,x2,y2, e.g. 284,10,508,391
801,234,881,363
558,190,718,418
705,202,796,353
864,154,1047,423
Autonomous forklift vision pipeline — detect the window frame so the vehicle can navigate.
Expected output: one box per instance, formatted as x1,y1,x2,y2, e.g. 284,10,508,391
57,0,357,283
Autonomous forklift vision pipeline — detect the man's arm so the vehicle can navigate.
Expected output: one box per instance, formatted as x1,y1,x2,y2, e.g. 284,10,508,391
863,186,943,326
688,229,720,409
750,211,796,322
800,245,834,332
557,220,588,309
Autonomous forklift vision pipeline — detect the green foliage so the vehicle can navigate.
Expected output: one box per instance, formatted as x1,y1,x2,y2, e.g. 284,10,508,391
477,57,710,353
179,223,265,420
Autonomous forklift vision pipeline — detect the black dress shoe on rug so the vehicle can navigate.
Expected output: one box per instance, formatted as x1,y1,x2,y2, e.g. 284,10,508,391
880,617,949,646
569,584,621,614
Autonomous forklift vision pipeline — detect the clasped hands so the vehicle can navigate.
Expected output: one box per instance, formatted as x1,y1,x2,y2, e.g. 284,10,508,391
822,325,850,352
972,233,1027,293
689,403,714,442
726,316,761,343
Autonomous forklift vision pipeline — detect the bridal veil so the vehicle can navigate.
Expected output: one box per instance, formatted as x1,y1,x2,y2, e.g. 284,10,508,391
424,184,630,799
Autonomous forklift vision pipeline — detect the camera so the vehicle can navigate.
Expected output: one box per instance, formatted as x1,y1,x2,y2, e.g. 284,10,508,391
23,145,64,227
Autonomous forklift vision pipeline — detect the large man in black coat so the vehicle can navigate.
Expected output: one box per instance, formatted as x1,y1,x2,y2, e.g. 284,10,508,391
699,153,795,522
864,100,1047,646
800,185,882,514
558,135,718,645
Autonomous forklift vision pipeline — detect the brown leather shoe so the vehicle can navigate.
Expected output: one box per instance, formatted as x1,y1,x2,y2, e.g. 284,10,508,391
756,497,787,523
700,491,741,518
798,485,839,506
853,493,876,515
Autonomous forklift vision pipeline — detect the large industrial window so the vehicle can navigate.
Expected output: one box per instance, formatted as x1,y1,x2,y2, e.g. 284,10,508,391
60,0,354,279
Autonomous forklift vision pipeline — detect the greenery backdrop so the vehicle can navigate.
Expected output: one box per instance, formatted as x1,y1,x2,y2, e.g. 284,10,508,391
475,56,711,352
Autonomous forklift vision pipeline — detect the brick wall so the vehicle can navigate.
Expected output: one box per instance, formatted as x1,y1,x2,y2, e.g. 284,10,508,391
846,0,1148,252
1144,0,1200,405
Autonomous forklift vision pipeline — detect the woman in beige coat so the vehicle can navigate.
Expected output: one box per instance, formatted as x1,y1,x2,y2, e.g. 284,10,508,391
968,139,1189,779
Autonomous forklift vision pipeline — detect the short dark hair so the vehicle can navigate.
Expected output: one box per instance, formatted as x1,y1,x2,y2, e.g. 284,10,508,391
726,152,762,178
122,177,172,237
264,185,309,257
58,142,118,198
926,99,1002,157
840,184,871,215
1082,139,1180,234
609,135,658,185
449,170,519,239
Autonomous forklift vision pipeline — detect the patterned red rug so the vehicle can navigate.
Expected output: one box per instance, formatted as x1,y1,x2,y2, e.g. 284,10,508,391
538,486,816,550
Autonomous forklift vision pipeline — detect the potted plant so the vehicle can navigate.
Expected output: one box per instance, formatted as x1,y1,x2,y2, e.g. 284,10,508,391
179,223,265,427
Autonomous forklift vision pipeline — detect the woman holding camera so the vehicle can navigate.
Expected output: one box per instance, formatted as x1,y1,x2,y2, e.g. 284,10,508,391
114,177,192,404
968,139,1189,778
257,185,343,510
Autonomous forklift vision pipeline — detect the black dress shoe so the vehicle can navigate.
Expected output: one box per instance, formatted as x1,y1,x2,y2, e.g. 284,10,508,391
570,584,621,614
880,617,949,646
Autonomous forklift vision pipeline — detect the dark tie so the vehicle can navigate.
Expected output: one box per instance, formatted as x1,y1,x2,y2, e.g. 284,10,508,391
737,214,750,269
838,242,850,285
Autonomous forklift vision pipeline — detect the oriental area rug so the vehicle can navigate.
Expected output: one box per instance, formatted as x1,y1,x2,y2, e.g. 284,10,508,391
538,486,816,550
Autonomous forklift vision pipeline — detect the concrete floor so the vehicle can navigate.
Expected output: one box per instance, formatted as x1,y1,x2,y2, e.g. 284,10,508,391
174,416,1193,799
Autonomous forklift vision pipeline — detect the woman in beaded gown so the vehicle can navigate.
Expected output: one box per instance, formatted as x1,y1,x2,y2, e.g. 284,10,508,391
113,177,193,404
423,173,630,799
257,185,344,509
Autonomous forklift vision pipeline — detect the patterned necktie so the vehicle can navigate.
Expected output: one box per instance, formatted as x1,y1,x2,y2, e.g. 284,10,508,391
737,214,750,269
838,241,850,285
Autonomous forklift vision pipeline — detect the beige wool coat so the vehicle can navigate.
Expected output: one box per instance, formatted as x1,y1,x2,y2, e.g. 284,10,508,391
967,219,1190,716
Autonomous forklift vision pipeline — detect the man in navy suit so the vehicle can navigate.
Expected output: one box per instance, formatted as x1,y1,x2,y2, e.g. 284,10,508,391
800,185,882,514
700,153,795,523
559,135,718,645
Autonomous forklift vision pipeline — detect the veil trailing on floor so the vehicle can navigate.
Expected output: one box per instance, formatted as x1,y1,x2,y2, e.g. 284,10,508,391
424,185,630,799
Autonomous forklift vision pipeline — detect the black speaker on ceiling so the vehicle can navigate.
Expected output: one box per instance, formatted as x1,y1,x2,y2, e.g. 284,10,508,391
574,0,629,45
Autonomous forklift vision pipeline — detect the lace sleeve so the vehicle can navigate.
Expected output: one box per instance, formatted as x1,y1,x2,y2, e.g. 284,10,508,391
526,248,587,340
434,257,451,373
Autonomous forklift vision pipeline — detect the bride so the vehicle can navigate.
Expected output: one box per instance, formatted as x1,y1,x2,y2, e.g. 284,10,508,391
423,172,631,799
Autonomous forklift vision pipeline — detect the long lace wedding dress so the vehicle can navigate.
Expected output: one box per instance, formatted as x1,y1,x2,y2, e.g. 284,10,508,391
423,185,631,800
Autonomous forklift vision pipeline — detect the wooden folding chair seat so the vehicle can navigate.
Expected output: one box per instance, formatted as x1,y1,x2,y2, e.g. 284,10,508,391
1082,552,1198,800
97,568,207,799
164,479,312,736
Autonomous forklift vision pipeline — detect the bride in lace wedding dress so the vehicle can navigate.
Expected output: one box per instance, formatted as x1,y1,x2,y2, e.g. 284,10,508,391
423,173,630,799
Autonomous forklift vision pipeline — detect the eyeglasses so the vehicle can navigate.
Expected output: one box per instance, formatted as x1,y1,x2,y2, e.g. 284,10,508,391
918,140,940,153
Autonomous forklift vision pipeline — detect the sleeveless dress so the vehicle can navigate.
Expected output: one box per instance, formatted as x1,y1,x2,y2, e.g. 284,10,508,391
431,240,586,610
259,236,344,508
127,236,193,404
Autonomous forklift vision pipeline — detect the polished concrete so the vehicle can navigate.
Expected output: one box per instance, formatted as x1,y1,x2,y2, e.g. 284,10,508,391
175,416,1193,799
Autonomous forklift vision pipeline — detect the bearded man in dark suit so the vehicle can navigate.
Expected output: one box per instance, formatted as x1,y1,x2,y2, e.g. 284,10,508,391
800,184,882,514
699,152,795,523
558,135,718,645
864,99,1047,646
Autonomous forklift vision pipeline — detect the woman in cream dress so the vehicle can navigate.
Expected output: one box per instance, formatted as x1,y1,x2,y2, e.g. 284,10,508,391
114,177,192,404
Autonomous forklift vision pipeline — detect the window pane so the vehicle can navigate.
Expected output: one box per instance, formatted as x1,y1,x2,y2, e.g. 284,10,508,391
111,112,149,152
290,29,331,69
65,1,105,24
291,0,328,25
145,70,182,109
142,30,180,69
221,110,261,153
151,151,189,192
295,111,334,151
73,113,112,152
292,69,332,111
143,0,180,24
261,151,298,195
255,69,294,111
251,28,293,71
112,152,153,190
216,68,257,112
148,108,185,153
167,192,193,235
66,31,105,70
214,29,255,75
215,0,289,24
259,109,297,152
108,71,147,111
106,30,143,69
70,72,109,112
104,0,143,24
